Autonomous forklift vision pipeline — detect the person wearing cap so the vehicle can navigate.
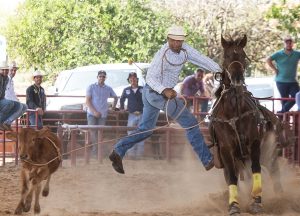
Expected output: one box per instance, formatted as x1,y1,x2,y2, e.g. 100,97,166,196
109,24,222,174
26,70,46,129
266,35,300,113
119,72,144,158
0,61,26,130
86,70,118,156
5,61,20,102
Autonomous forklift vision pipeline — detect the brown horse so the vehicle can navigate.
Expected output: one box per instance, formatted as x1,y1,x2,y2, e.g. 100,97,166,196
209,35,292,215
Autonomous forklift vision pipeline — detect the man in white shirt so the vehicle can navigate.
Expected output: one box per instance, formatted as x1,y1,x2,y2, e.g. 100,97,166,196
5,61,19,101
5,61,27,118
109,25,222,174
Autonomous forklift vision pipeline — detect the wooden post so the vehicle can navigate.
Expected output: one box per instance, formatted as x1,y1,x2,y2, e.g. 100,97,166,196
15,119,19,165
57,124,63,167
2,132,6,166
85,131,90,165
70,130,76,167
166,129,170,162
98,129,104,163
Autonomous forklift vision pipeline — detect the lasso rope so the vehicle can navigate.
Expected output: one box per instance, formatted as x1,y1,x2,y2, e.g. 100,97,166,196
21,96,206,166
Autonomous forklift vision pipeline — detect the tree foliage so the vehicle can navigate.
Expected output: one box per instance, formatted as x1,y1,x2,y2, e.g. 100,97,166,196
266,1,300,41
4,0,176,77
153,0,288,76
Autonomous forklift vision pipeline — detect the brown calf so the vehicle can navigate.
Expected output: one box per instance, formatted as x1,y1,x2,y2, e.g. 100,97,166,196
6,127,61,215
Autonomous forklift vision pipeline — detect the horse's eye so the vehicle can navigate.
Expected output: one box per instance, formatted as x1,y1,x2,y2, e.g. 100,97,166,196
214,72,223,82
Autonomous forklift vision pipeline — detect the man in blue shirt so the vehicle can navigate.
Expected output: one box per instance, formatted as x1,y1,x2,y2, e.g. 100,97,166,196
267,35,300,113
86,70,118,155
120,72,144,158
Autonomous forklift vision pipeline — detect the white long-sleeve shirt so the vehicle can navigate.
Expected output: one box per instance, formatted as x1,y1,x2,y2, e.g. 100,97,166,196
146,43,222,94
5,75,19,101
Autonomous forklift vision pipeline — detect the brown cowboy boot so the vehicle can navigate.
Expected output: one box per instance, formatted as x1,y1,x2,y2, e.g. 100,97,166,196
109,150,125,174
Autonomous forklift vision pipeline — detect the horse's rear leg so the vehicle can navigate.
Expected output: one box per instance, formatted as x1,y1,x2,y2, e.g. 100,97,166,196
249,140,263,214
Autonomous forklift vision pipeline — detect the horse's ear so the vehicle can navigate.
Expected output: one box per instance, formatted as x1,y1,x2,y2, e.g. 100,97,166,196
221,35,228,48
239,35,247,48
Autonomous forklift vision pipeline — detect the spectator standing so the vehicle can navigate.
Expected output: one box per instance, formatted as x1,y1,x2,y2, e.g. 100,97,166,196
86,70,118,155
120,72,144,159
26,70,46,129
181,68,209,118
109,24,222,174
0,61,26,130
266,35,300,113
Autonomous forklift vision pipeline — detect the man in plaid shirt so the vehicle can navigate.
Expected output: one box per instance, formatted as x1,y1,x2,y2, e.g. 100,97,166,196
109,25,221,174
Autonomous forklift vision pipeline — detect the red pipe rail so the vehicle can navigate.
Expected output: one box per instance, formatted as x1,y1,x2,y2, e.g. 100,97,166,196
1,95,299,167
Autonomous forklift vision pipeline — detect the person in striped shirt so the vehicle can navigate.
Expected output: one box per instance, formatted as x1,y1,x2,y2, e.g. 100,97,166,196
109,25,222,174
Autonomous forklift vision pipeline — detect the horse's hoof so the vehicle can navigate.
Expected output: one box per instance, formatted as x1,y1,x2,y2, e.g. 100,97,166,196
34,204,41,214
229,202,240,215
14,207,22,215
42,189,49,197
249,197,263,214
23,199,32,212
23,203,31,212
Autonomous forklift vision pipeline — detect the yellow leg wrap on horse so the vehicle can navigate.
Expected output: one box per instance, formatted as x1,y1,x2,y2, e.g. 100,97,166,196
229,185,238,205
251,173,262,198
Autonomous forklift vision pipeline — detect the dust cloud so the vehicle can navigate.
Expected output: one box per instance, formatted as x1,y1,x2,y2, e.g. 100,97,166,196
0,145,300,216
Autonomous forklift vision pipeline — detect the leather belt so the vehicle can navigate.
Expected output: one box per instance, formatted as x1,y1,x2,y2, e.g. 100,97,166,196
132,111,142,116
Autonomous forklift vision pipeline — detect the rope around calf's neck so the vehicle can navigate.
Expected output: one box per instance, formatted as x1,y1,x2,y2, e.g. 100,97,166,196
22,97,205,166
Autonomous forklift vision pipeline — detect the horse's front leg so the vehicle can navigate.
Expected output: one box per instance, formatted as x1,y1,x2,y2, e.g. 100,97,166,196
250,139,263,214
221,147,240,216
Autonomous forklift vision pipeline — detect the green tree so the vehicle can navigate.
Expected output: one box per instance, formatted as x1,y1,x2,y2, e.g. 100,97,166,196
266,1,300,42
4,0,175,78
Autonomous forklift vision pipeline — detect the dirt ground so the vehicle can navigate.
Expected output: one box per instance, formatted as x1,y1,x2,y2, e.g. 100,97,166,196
1,152,300,216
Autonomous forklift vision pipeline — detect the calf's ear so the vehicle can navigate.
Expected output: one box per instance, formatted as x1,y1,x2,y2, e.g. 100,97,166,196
36,127,51,138
5,131,17,140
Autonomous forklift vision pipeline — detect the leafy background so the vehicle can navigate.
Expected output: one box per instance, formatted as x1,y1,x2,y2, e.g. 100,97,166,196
0,0,299,85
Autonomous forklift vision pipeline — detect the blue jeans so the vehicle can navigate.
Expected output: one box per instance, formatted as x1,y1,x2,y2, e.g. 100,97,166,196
87,113,106,154
0,99,27,124
114,85,212,167
276,82,299,112
126,113,144,157
29,112,43,129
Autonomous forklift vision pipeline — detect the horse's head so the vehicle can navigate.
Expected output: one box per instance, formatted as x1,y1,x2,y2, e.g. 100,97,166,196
221,35,247,86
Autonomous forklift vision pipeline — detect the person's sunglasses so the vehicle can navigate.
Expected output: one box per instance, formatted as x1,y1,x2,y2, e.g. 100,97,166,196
99,75,106,78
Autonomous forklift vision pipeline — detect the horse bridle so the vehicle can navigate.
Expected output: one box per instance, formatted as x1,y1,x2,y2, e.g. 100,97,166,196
225,60,245,87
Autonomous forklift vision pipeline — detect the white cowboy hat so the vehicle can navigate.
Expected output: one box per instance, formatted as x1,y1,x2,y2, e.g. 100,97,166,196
9,61,19,69
167,25,187,41
32,70,43,77
0,61,10,70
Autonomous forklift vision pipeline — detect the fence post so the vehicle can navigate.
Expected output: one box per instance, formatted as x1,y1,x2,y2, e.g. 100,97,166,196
297,112,300,167
166,129,170,161
85,131,90,165
57,124,63,167
2,132,6,166
70,130,76,167
98,129,103,163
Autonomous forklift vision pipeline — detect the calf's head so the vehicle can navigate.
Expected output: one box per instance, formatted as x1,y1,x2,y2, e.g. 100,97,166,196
6,127,51,160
